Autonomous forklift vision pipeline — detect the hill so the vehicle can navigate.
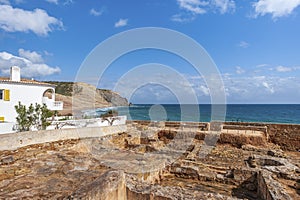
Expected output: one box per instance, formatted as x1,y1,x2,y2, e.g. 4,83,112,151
46,81,129,115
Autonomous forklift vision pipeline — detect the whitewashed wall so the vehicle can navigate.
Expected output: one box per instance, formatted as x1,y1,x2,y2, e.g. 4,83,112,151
0,82,55,122
47,116,127,130
0,123,15,134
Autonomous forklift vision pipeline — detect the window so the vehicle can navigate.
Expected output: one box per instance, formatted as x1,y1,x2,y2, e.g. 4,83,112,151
0,89,10,101
4,90,10,101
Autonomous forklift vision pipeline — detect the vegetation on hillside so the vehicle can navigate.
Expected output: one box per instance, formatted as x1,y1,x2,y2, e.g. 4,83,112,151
45,81,120,97
45,81,74,96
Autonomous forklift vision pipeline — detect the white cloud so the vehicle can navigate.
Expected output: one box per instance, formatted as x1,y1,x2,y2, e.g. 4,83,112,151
276,66,293,72
275,65,300,72
45,0,58,4
114,18,128,28
0,49,60,77
238,41,250,48
212,0,235,14
253,0,300,18
90,8,103,16
235,66,245,74
171,13,196,22
0,5,63,36
109,71,300,103
173,0,236,22
177,0,208,14
44,50,53,56
199,85,210,95
63,0,73,5
256,64,269,68
187,72,300,103
262,81,275,93
0,0,10,5
18,49,44,63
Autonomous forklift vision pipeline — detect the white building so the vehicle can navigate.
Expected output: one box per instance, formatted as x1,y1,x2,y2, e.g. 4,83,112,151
0,66,63,134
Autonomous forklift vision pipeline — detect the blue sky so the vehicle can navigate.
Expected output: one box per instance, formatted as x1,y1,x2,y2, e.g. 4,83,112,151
0,0,300,104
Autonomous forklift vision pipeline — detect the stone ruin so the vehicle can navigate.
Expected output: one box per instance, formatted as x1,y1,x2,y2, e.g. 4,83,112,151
0,121,299,199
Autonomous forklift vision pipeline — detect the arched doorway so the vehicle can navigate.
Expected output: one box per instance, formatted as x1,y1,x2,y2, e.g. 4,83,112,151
43,88,55,100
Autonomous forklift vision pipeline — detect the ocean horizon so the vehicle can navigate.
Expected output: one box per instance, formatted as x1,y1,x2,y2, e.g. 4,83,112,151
90,104,300,125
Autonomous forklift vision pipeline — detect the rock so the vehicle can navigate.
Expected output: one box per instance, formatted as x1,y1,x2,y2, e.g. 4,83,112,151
55,82,129,115
216,174,224,180
267,149,285,157
247,156,257,168
294,180,300,191
0,156,14,165
244,183,256,191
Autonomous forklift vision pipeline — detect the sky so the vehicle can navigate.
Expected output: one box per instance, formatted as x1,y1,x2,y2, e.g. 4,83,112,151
0,0,300,104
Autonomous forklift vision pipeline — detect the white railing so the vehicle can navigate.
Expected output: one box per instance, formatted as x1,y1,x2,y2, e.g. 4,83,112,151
42,97,63,110
47,116,127,130
51,101,63,110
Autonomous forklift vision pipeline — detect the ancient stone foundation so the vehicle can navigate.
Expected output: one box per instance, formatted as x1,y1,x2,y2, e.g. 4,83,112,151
0,121,299,199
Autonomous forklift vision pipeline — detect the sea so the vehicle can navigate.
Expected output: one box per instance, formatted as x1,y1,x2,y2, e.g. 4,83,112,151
87,104,300,124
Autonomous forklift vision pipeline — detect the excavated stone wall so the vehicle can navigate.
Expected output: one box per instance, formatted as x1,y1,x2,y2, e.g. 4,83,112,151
267,124,300,151
70,170,127,200
225,122,300,151
0,121,298,199
131,120,300,151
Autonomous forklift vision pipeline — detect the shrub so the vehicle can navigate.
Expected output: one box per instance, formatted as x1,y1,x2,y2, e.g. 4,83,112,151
15,102,53,132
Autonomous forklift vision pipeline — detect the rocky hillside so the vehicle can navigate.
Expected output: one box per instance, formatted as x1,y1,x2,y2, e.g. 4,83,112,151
46,81,128,115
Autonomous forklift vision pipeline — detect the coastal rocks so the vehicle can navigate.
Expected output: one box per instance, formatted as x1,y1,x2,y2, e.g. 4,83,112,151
97,89,128,107
55,82,129,115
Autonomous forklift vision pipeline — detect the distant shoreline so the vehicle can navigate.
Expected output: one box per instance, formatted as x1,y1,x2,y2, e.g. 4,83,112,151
82,104,300,125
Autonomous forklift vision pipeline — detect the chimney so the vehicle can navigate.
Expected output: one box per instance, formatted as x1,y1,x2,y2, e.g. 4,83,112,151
10,66,21,82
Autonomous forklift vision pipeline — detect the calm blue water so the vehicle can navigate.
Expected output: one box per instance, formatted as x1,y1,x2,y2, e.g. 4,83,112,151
93,104,300,124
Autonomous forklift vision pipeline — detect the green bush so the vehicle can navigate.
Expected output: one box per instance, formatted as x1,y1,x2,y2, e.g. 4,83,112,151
15,102,53,132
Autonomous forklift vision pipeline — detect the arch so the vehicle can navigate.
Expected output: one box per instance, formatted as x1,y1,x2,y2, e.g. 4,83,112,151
43,88,55,100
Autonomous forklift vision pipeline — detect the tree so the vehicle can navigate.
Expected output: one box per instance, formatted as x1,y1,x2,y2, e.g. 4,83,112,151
40,104,53,130
15,102,30,132
100,109,120,126
15,102,53,132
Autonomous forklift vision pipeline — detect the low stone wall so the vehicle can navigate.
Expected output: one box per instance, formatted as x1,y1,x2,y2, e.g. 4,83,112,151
130,120,300,151
225,122,300,151
267,124,300,151
129,120,209,131
2,120,298,152
0,125,127,151
223,124,267,132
